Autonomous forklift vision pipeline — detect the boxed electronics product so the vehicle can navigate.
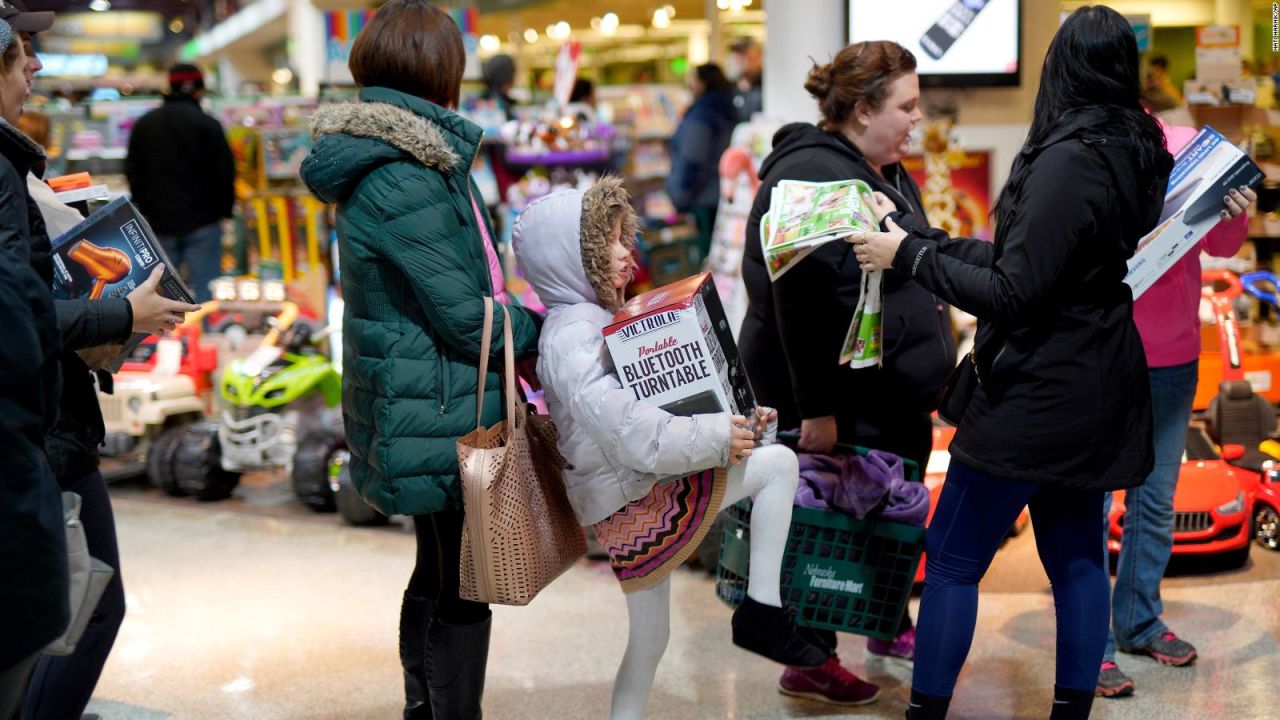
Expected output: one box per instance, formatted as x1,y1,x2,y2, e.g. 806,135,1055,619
603,272,755,419
1125,126,1264,299
50,196,195,369
51,196,193,304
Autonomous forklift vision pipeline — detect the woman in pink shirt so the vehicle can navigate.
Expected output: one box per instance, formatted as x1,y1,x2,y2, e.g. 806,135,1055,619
1097,120,1256,698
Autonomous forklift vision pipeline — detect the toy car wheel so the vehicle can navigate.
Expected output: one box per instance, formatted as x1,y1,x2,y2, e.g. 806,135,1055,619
1255,503,1280,551
333,455,389,527
173,421,241,501
146,426,187,497
292,437,338,512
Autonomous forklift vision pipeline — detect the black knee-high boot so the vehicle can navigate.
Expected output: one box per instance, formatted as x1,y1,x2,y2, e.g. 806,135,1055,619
1049,685,1095,720
905,689,951,720
427,612,491,720
399,592,434,720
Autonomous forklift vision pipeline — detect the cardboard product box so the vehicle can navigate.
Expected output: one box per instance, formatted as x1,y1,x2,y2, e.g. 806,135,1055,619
604,272,755,419
1125,126,1264,299
50,196,195,371
51,196,193,304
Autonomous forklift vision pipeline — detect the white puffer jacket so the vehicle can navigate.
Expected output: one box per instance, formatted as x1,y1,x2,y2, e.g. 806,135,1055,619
513,182,730,526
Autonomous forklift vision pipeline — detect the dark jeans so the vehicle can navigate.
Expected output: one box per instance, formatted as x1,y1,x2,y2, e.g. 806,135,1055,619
409,511,488,624
22,471,125,720
0,654,38,720
158,223,222,303
913,460,1109,697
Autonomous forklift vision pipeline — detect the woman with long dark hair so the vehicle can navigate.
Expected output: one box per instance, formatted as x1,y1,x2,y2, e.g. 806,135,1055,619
853,8,1172,719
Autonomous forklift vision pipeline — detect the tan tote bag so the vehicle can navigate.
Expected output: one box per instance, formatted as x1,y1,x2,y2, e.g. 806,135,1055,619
457,298,586,605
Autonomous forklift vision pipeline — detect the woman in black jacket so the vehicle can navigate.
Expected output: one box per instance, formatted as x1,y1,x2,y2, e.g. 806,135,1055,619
854,8,1172,719
1,16,201,718
738,40,954,704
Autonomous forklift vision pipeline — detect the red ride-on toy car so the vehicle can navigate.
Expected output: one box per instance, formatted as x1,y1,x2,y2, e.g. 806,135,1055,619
1108,426,1260,568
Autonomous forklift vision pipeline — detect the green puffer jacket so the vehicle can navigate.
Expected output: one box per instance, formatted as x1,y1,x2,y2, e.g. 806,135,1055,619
300,87,540,516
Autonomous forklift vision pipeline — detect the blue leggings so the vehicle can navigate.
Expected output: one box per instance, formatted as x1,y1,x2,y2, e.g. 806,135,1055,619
913,460,1109,697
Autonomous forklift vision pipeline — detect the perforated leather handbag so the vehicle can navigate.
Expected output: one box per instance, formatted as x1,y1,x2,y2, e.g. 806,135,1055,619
457,298,586,605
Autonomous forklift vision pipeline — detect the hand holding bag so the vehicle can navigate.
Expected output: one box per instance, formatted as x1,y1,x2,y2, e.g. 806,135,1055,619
457,298,586,605
937,347,979,428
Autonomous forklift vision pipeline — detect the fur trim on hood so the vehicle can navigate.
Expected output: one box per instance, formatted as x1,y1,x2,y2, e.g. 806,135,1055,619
579,175,638,312
513,176,640,313
310,101,460,170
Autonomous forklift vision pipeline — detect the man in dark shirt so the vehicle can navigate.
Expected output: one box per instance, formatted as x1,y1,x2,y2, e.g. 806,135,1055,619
126,64,235,302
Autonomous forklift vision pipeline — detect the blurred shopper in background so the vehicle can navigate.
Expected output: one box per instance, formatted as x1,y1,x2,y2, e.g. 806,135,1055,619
126,63,235,303
666,63,738,261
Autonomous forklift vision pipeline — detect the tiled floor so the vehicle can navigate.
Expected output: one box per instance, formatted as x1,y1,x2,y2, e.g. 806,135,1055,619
86,491,1280,719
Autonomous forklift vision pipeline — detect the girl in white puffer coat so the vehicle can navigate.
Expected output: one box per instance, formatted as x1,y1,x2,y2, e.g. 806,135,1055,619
513,176,826,720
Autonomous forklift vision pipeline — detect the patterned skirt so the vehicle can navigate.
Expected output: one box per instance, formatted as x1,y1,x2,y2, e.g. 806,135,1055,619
591,467,727,593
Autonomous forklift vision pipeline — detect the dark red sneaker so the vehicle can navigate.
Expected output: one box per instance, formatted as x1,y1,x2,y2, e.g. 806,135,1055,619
778,656,881,706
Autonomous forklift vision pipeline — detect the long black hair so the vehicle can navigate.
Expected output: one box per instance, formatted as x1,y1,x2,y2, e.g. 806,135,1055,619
994,5,1170,225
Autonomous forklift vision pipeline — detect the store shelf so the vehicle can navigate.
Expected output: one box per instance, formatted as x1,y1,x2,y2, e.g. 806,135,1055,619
65,148,127,161
505,148,613,167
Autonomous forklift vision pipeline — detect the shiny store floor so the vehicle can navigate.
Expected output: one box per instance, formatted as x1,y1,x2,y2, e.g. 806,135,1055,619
87,479,1280,719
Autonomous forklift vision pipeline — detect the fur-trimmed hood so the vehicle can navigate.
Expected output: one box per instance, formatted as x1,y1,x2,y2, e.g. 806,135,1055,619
300,86,481,205
513,176,639,312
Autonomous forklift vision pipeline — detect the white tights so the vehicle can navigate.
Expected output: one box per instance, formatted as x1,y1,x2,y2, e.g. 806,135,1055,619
608,444,800,720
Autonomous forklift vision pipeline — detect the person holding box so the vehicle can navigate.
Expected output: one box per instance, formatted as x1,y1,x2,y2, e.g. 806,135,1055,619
513,176,826,720
1095,122,1256,698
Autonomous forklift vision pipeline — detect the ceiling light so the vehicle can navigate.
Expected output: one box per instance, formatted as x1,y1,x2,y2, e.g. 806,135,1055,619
168,18,185,34
652,9,671,29
271,67,293,86
600,12,619,36
662,4,676,17
88,0,111,11
590,17,601,31
479,34,500,52
717,0,729,9
553,21,570,40
523,28,538,43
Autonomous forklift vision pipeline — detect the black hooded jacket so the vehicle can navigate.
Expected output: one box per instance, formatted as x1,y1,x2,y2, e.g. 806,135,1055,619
0,121,69,669
739,123,955,467
889,111,1171,490
126,94,235,235
4,120,133,483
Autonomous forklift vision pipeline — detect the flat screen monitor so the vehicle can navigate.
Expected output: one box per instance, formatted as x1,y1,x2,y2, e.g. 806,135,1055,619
847,0,1021,88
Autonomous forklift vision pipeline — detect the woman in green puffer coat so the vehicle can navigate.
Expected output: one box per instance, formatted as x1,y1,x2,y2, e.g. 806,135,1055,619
299,3,540,717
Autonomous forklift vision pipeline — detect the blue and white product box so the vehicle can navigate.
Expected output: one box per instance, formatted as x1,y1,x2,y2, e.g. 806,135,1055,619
1125,126,1264,299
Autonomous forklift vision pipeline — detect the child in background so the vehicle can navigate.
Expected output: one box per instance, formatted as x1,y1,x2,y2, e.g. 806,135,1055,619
513,176,829,720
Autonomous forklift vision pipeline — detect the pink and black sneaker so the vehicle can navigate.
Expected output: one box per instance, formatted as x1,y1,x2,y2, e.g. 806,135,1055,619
1121,631,1198,667
866,626,915,660
1095,661,1135,698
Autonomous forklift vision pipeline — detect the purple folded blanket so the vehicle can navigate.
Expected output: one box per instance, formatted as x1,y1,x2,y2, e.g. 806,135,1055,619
794,449,929,526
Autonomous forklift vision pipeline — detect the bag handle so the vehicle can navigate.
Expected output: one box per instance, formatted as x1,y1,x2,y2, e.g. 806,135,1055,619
474,297,521,431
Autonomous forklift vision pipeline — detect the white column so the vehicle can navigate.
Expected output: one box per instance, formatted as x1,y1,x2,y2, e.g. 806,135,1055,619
288,0,326,96
216,55,243,97
706,0,723,65
762,0,846,123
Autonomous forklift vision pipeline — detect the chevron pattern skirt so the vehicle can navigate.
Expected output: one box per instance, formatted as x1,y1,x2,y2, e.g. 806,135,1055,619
592,467,727,593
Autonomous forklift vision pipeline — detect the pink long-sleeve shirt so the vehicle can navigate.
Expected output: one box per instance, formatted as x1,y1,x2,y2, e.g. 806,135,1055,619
1133,122,1249,368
